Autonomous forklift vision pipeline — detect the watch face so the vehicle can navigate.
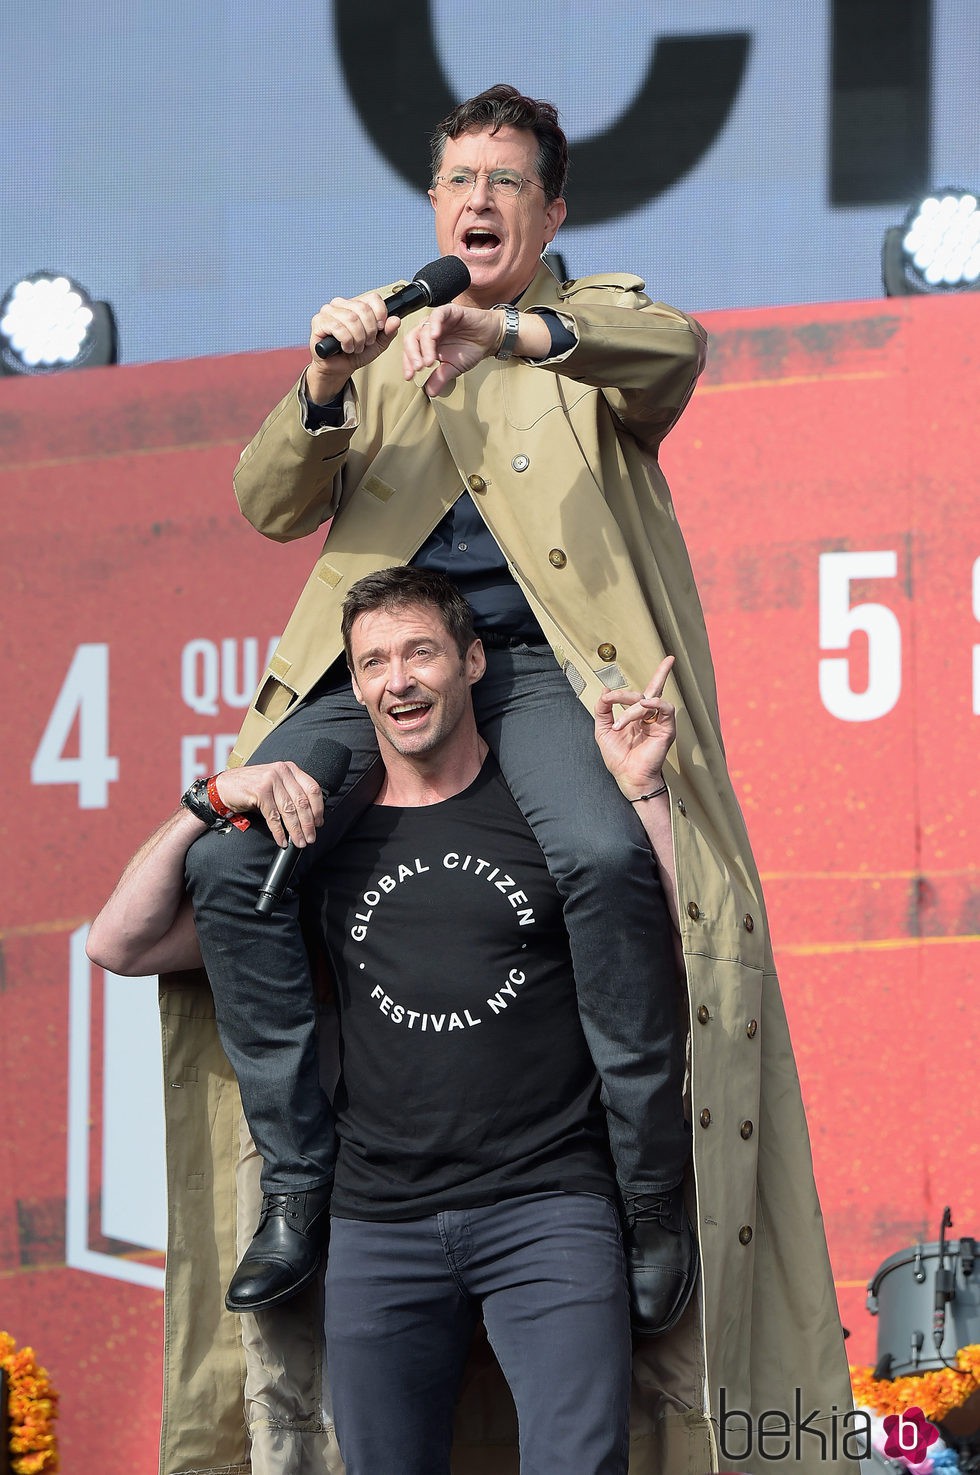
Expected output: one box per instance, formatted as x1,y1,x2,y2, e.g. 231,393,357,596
182,779,215,824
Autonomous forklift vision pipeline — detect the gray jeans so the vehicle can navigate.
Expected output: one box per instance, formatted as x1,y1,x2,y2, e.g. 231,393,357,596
325,1191,632,1475
184,642,686,1195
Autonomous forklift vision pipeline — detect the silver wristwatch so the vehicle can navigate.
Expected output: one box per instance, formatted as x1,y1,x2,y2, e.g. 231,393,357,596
494,304,520,361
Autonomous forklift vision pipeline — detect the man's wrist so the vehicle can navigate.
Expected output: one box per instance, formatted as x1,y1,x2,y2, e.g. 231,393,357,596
493,305,521,360
303,366,350,409
180,776,250,833
176,801,210,836
626,780,668,804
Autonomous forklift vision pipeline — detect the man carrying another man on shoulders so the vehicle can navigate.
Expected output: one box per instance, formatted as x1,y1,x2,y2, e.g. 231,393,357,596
137,79,855,1474
89,567,687,1475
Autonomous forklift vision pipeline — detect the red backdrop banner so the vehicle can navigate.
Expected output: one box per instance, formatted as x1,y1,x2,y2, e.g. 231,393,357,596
1,293,977,1472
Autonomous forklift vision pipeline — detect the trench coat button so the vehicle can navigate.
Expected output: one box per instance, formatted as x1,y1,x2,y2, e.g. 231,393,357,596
687,901,701,921
677,797,686,815
739,1225,753,1245
740,1120,754,1139
696,1004,710,1025
468,474,487,494
699,1108,711,1128
512,454,530,472
746,1019,758,1039
548,548,567,568
743,913,755,932
597,642,617,662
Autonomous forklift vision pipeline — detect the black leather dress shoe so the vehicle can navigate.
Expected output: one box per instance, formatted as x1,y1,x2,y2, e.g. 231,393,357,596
622,1182,699,1337
225,1185,332,1313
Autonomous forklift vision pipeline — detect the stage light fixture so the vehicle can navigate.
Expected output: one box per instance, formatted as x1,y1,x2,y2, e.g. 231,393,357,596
882,190,980,297
0,271,118,376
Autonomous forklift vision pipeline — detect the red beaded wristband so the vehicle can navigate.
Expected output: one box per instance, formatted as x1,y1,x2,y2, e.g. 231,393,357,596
207,774,250,832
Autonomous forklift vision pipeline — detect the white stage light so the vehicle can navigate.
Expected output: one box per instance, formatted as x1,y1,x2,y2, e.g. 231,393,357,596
882,190,980,297
0,271,118,375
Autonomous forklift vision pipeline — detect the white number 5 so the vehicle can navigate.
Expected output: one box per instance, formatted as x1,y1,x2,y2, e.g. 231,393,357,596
818,551,901,722
32,644,120,808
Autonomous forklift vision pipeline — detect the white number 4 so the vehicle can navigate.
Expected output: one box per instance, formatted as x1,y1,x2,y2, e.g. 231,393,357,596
32,644,119,808
818,551,901,722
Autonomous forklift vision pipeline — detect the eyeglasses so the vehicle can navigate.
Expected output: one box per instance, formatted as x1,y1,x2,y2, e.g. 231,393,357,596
433,168,546,199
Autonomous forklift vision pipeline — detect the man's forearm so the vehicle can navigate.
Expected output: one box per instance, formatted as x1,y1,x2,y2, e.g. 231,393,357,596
532,294,706,450
86,807,205,977
592,666,683,958
234,377,353,542
628,787,679,936
87,759,326,977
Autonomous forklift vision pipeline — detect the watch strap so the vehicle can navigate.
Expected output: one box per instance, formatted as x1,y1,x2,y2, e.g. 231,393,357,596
494,304,520,361
181,776,238,832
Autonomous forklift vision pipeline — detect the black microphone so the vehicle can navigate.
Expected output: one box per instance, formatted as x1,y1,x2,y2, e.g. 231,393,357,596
255,737,352,915
313,255,471,359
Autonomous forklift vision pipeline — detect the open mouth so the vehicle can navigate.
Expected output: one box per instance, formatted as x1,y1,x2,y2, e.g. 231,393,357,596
463,228,501,254
387,701,432,727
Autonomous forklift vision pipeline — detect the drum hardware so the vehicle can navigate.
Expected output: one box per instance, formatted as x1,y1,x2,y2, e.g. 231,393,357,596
861,1205,980,1471
867,1207,980,1379
935,1207,957,1371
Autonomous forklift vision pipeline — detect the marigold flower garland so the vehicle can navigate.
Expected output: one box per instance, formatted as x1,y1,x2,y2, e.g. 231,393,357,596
850,1343,980,1425
0,1332,59,1475
850,1344,980,1425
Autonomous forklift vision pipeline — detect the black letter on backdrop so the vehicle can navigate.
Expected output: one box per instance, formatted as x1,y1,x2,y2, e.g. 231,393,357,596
334,2,751,225
830,0,932,205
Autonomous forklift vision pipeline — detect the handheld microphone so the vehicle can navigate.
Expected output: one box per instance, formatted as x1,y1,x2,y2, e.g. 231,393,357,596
255,737,352,915
314,255,471,359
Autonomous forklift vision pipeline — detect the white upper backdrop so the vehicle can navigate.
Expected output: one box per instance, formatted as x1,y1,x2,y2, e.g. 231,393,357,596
1,0,977,365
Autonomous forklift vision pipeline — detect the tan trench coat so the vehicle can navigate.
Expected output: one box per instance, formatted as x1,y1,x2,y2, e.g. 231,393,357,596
158,266,857,1475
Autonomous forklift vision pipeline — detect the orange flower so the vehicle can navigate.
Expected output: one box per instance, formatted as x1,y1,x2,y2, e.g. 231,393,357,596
0,1332,59,1475
850,1344,980,1424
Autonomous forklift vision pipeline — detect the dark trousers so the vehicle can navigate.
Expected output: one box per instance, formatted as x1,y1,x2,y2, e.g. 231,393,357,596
324,1191,632,1475
184,642,687,1194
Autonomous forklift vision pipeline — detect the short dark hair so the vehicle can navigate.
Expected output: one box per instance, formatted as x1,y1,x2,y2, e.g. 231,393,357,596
430,83,568,203
341,566,477,664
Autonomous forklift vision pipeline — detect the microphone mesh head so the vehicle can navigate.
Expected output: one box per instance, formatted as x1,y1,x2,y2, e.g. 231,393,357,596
413,255,471,307
301,736,352,795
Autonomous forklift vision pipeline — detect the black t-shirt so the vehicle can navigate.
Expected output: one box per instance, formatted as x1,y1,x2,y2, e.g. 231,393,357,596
315,757,614,1219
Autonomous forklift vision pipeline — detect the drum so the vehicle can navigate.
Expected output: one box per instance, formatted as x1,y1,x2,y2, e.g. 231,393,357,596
867,1236,980,1378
